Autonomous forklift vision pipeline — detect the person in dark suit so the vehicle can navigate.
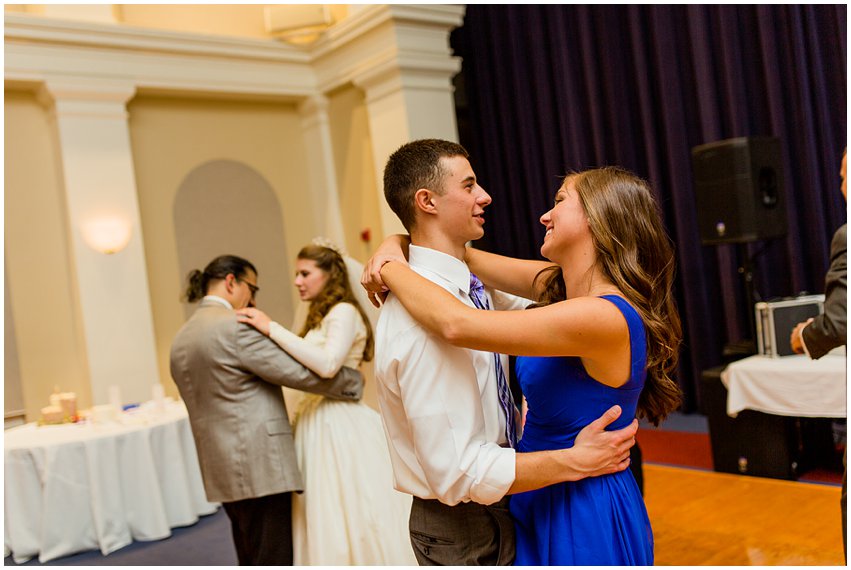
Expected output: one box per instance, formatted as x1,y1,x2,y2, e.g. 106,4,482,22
790,149,847,558
791,150,847,359
169,255,363,565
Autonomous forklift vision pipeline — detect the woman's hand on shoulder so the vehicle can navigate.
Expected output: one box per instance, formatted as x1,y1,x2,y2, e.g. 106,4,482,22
235,307,272,336
361,234,410,308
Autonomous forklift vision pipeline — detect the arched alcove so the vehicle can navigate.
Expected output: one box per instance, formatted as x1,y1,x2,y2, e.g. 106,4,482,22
173,159,294,326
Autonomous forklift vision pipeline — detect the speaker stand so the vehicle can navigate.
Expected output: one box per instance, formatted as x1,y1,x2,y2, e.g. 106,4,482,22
737,242,758,342
721,243,759,363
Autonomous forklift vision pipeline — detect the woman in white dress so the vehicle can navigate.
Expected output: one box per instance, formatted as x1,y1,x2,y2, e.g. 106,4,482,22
236,242,416,565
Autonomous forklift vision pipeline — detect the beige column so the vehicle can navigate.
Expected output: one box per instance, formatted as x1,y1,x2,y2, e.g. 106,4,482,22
353,57,463,238
298,94,346,248
39,79,160,408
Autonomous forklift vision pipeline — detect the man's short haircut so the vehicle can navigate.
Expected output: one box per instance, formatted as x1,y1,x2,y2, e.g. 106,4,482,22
383,139,470,231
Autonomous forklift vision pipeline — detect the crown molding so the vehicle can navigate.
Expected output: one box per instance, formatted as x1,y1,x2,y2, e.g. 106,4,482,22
4,7,465,68
4,12,309,63
5,6,466,101
310,4,464,59
5,13,317,99
312,5,464,94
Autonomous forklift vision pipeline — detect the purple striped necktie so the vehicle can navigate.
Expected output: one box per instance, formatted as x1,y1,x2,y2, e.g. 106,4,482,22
468,272,518,448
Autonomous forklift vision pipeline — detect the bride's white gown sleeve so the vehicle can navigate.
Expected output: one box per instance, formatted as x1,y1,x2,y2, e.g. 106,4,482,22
269,301,416,565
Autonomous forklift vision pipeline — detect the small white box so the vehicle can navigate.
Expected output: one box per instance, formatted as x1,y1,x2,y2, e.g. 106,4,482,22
755,294,824,357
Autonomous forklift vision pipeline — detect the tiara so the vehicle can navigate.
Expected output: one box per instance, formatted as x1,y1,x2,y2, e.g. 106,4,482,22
311,236,348,258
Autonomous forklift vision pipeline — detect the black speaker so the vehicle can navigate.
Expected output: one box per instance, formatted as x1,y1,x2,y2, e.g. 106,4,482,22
692,136,787,244
699,366,838,480
700,366,799,480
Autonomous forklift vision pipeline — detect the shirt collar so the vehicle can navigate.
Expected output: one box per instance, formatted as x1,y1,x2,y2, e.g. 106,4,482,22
409,245,472,296
203,295,233,310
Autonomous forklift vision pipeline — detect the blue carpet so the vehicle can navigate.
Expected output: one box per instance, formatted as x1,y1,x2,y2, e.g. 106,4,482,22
4,509,236,566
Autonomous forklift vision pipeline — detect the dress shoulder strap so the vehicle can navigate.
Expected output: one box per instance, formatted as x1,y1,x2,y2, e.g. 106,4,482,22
599,295,647,385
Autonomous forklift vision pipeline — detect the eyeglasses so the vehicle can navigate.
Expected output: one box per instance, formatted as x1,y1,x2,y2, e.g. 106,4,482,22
239,279,259,298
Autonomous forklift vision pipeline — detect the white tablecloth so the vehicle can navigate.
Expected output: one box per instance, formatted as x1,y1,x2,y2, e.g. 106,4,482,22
4,400,217,563
720,350,847,418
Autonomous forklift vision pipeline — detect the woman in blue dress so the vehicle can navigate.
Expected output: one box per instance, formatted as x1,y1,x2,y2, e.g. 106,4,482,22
376,166,682,565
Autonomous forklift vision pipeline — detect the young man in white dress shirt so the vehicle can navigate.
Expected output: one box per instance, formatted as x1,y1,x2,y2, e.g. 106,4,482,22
366,139,638,565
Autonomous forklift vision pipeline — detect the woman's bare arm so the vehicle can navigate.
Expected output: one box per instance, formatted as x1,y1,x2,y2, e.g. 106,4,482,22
465,247,555,299
360,234,410,307
379,261,627,365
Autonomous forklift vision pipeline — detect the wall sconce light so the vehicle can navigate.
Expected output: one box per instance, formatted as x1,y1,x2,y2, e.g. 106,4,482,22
264,5,336,45
80,216,133,254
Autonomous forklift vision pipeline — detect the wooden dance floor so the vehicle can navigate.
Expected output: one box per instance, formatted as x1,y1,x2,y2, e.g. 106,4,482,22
645,464,845,565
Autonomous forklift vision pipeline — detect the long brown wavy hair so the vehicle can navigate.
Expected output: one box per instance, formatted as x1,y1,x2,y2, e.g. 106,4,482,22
534,167,682,426
297,244,374,363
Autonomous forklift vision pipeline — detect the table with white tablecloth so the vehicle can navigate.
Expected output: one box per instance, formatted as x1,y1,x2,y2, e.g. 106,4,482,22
720,350,846,418
4,399,218,563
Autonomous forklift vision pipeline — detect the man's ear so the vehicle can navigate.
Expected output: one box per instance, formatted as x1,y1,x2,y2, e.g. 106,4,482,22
224,273,237,293
414,188,437,215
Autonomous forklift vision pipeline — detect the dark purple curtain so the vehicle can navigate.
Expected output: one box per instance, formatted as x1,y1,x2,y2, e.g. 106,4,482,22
451,4,847,411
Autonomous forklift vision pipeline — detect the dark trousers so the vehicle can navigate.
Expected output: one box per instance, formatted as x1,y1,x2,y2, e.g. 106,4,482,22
409,496,515,566
222,492,293,565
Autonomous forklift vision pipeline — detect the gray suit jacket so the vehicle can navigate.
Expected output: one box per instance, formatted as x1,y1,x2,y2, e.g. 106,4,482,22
169,299,363,503
804,224,847,359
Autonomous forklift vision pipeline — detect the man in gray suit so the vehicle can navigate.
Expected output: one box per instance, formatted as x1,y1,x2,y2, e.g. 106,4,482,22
170,254,363,565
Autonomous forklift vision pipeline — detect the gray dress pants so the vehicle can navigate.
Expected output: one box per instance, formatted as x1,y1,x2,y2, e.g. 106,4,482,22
409,496,515,565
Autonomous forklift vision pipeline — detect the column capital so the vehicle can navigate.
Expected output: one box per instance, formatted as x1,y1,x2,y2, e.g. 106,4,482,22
39,78,136,104
298,94,331,132
351,58,460,106
351,62,400,103
298,93,330,117
313,4,464,95
38,79,136,119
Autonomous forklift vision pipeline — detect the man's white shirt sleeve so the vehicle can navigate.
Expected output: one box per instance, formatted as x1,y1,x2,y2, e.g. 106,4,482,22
376,298,516,506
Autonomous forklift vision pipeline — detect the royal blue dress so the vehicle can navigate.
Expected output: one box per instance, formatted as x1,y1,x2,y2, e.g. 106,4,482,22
511,295,653,566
